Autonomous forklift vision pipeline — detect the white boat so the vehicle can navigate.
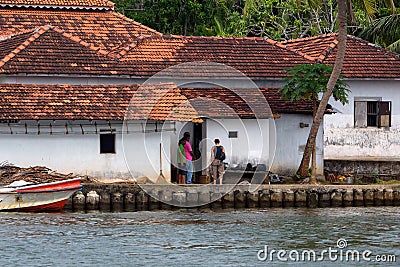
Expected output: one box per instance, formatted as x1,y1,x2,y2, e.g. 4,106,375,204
0,178,82,212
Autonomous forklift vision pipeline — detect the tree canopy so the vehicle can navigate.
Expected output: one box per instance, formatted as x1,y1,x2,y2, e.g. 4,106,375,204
280,64,350,105
112,0,400,52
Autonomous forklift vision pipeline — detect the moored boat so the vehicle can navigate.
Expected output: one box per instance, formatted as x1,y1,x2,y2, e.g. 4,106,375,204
0,178,82,212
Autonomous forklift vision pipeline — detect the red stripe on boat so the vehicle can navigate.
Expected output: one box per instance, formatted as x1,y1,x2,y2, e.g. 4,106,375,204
15,179,82,193
18,199,68,212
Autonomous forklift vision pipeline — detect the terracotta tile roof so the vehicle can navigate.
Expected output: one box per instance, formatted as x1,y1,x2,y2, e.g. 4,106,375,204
181,87,316,118
118,35,314,79
0,9,160,52
279,34,338,61
126,83,202,122
0,31,313,77
280,33,400,78
0,83,136,120
0,0,115,10
0,83,201,121
0,84,317,121
0,26,117,74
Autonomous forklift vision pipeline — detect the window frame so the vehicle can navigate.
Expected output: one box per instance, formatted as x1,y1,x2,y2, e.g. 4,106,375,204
354,97,391,128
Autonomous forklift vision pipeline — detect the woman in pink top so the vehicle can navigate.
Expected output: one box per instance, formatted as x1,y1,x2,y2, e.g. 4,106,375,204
183,132,195,184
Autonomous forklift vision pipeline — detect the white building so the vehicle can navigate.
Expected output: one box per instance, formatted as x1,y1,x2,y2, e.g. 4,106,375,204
281,34,400,176
1,0,362,181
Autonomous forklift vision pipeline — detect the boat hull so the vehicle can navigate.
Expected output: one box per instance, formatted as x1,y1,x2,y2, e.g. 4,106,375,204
0,178,81,212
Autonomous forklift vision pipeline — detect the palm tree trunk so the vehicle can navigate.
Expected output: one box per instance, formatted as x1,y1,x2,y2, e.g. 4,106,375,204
297,0,348,178
310,97,317,184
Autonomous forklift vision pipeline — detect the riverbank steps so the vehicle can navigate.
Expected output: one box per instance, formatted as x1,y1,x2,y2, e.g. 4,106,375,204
64,184,400,212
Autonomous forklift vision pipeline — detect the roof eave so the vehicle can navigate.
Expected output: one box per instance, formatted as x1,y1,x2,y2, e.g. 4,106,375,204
0,3,114,11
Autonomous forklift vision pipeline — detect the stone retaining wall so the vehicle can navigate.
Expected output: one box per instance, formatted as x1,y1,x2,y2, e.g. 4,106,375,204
325,160,400,181
65,184,400,212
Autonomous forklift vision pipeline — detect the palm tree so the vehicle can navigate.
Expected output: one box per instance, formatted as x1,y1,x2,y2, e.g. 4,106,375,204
296,0,348,179
244,0,349,180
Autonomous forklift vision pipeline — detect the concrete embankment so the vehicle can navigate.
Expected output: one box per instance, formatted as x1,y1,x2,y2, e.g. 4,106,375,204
65,184,400,212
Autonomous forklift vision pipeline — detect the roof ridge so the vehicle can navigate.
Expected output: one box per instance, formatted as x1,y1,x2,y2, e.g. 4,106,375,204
0,25,117,69
279,33,340,62
158,34,280,42
318,38,339,62
51,27,113,58
279,33,338,44
0,0,115,10
0,28,38,40
280,45,320,62
114,34,317,63
0,25,51,68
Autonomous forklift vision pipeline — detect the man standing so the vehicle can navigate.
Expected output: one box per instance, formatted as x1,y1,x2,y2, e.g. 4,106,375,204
183,132,195,184
210,139,225,184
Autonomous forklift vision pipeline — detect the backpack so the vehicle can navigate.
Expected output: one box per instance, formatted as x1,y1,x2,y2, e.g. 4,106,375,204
215,146,226,161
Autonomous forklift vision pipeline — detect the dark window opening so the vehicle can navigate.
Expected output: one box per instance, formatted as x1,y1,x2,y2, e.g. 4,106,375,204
229,131,238,138
367,101,378,127
354,100,391,128
100,133,116,154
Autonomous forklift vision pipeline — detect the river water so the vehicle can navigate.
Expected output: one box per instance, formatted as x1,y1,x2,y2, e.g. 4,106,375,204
0,207,398,266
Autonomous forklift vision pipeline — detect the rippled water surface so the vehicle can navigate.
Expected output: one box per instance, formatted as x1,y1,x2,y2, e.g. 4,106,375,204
0,207,399,266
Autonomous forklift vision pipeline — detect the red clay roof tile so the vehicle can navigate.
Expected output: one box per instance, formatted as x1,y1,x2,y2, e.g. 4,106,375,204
0,0,115,9
0,9,160,51
0,26,118,74
126,83,202,122
0,83,316,120
117,35,313,79
280,33,400,78
0,30,314,78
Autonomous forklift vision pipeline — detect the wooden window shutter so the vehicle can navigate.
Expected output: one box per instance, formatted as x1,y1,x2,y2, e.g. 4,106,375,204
354,101,367,128
378,101,391,127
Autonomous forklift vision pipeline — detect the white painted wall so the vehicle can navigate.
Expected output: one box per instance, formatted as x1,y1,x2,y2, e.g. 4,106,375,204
0,120,174,182
325,80,400,159
205,118,272,168
272,114,324,175
0,115,320,180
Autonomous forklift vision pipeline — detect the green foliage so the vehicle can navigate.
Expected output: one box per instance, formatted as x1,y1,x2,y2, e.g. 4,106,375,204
243,0,339,39
280,64,350,105
376,179,400,184
113,0,246,36
360,13,400,52
111,0,400,52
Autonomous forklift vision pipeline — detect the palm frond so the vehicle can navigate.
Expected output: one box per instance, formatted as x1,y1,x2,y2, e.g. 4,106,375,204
243,0,263,17
362,0,378,18
383,0,397,15
387,38,400,53
214,16,224,36
360,14,400,46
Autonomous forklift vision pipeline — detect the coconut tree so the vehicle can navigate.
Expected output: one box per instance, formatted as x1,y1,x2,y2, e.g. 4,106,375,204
296,0,348,179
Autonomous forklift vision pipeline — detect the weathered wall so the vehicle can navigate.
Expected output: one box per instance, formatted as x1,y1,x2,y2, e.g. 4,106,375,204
325,80,400,160
272,114,324,175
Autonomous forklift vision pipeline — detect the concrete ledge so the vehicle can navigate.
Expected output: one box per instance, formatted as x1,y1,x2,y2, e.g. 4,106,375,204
66,184,400,212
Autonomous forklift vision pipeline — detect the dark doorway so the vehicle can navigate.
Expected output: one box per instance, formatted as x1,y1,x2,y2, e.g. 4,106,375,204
193,122,203,183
